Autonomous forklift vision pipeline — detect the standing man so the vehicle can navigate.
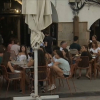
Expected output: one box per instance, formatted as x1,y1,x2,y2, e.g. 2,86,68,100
70,36,81,52
44,32,53,54
11,39,20,55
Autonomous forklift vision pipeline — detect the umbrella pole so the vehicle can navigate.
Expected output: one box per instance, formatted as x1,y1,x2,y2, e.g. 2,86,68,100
13,45,59,99
34,46,38,96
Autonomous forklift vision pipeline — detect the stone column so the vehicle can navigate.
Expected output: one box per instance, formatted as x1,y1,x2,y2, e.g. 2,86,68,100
73,16,79,37
17,18,20,43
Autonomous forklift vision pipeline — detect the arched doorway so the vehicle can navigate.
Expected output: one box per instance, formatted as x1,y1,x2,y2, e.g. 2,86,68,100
90,19,100,41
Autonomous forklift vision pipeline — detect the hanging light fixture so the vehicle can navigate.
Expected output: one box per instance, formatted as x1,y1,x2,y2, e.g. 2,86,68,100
69,0,100,15
15,0,22,5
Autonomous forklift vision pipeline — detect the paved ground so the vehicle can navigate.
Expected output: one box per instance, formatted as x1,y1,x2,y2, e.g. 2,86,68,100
0,72,100,99
60,96,100,100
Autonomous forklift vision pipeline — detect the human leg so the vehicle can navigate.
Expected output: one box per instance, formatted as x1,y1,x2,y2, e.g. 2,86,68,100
52,65,64,77
77,68,82,79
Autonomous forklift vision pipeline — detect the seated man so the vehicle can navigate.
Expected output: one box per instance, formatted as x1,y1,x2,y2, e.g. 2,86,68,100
70,36,81,52
60,41,67,51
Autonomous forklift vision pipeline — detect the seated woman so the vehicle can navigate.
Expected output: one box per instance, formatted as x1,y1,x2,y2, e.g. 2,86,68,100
1,52,21,73
62,48,71,65
53,50,70,77
52,46,60,62
95,50,100,77
89,41,100,55
40,46,51,64
17,45,30,61
28,49,47,92
48,50,70,91
91,35,100,44
77,45,92,79
1,52,23,91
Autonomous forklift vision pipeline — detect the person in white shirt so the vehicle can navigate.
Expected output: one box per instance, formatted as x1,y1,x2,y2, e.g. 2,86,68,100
47,46,60,67
11,39,20,55
89,41,100,54
60,41,67,51
17,45,30,61
48,50,70,91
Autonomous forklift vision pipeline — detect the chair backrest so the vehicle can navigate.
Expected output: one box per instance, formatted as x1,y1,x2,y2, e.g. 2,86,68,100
69,49,78,55
38,66,47,80
32,66,47,80
10,50,17,60
78,56,89,68
0,65,8,80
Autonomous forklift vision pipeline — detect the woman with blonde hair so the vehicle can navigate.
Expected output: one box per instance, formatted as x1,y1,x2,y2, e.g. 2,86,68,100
90,40,100,54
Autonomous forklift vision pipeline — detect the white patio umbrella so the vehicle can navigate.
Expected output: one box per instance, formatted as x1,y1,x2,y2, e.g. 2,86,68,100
22,0,52,97
14,0,59,100
22,0,52,48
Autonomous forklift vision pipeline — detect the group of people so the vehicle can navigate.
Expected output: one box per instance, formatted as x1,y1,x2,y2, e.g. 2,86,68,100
1,34,100,92
42,34,100,81
0,40,29,71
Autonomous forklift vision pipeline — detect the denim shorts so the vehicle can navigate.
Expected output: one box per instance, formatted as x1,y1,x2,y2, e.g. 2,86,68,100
63,74,69,78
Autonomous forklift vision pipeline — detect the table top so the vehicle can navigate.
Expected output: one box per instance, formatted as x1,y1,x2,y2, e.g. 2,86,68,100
11,61,33,69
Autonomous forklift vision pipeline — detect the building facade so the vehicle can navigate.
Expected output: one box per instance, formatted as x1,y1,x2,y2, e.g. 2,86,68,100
51,0,100,46
3,0,100,46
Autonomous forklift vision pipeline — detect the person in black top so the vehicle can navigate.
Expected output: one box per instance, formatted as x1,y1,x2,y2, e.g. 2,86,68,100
28,49,47,92
62,48,71,65
81,45,92,61
77,45,92,79
70,36,81,52
44,32,53,54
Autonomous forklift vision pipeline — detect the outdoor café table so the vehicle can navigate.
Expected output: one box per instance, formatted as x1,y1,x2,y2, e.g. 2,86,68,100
11,61,33,94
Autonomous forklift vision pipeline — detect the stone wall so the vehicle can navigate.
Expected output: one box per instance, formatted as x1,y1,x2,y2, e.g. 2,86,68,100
58,22,90,46
51,0,100,30
58,22,73,46
79,22,90,45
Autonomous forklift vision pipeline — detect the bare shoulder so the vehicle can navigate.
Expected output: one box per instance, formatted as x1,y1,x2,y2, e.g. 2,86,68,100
28,57,34,62
8,61,11,65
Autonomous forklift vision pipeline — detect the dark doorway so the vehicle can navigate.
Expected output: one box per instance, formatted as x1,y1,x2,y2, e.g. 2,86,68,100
0,16,19,46
0,15,30,47
50,23,58,45
20,16,30,46
90,19,100,41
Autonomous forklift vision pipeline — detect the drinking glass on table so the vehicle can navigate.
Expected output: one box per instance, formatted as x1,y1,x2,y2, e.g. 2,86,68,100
23,59,27,66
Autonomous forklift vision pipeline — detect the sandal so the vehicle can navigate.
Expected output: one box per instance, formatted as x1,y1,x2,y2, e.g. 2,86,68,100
86,75,90,79
41,87,45,93
41,89,45,93
77,76,81,79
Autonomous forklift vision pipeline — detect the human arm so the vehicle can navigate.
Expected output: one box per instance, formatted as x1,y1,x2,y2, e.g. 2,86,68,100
54,61,60,66
7,44,11,52
44,42,47,46
44,37,48,47
27,55,31,61
28,58,34,67
78,45,81,53
8,61,15,72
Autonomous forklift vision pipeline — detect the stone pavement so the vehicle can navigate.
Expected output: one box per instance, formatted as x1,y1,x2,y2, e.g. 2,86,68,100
0,73,100,99
60,96,100,100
